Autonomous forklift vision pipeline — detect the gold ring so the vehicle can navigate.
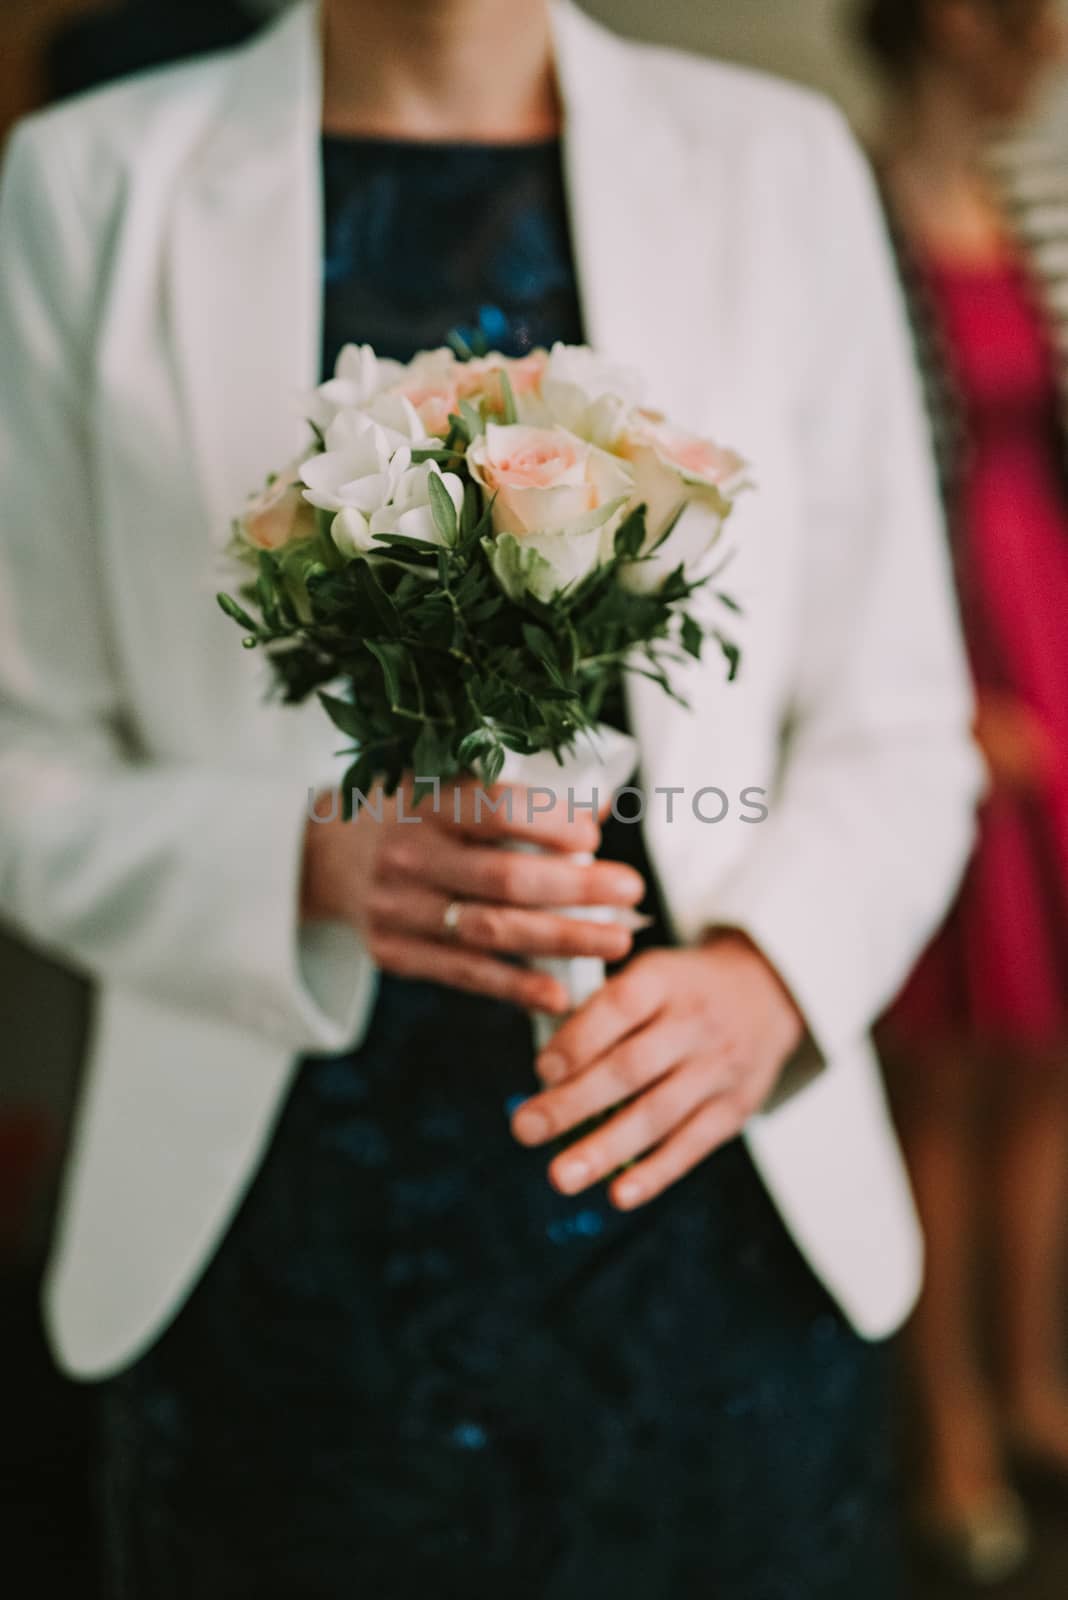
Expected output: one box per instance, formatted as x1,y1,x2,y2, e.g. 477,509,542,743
442,900,464,942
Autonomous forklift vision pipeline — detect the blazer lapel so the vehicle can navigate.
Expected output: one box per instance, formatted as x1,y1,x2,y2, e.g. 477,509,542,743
552,0,720,426
168,1,323,547
552,0,733,808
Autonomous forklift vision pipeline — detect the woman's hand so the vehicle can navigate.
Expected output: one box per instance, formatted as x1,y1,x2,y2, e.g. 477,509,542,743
975,692,1057,793
510,934,804,1207
301,778,645,1013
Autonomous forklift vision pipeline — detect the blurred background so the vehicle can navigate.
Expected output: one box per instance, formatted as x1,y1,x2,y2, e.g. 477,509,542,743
3,2,1068,1595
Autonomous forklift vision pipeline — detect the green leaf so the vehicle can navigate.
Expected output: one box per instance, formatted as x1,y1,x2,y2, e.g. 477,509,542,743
460,479,482,540
318,691,367,741
411,446,463,466
427,471,460,547
313,508,344,570
256,576,281,630
447,328,478,361
412,719,451,781
216,592,258,631
497,369,518,426
460,399,485,441
481,743,506,788
445,411,471,448
456,728,493,768
352,558,401,634
369,533,441,556
613,505,648,560
340,752,382,820
647,502,685,554
522,623,557,667
484,532,554,604
365,639,406,707
716,591,743,614
713,631,742,681
681,614,704,661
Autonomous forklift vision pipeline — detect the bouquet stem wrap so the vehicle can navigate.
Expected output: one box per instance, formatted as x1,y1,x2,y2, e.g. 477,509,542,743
500,724,639,1053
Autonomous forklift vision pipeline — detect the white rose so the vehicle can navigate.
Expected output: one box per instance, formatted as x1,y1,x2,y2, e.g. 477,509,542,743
529,342,645,448
467,422,633,602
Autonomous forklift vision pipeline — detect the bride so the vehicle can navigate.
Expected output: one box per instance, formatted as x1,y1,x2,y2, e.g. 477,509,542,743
0,1,979,1594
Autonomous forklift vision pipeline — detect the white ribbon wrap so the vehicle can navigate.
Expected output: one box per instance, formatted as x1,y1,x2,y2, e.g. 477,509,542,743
500,723,640,1052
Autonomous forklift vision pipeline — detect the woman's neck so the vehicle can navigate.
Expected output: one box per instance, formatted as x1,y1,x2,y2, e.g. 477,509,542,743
878,67,1008,266
321,0,560,142
881,65,985,193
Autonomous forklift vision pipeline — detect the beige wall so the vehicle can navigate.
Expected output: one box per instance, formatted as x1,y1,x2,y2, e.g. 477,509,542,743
585,0,1068,137
583,0,878,129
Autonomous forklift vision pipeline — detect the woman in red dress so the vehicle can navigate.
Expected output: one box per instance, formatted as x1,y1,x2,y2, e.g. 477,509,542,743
864,0,1068,1582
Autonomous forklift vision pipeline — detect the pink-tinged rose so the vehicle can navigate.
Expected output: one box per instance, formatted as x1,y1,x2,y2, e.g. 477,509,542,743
383,350,461,439
457,350,550,415
467,423,631,538
615,415,749,594
239,463,318,551
468,423,633,601
619,413,749,532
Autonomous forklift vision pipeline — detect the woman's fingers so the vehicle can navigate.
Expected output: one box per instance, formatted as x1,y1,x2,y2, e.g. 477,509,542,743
367,884,634,962
369,930,569,1014
440,781,603,854
607,1097,745,1211
532,956,665,1083
547,1057,729,1195
515,1016,700,1147
379,831,644,911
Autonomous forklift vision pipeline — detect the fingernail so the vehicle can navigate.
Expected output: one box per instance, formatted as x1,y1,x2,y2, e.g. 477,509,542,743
609,869,645,903
555,1158,590,1194
614,1180,642,1209
537,1053,567,1085
513,1108,550,1145
613,910,654,932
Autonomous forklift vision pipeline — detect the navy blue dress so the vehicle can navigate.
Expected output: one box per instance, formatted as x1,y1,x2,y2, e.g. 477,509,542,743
97,138,903,1599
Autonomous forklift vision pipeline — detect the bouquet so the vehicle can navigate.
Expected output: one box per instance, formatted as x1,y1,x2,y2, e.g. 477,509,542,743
218,341,749,1039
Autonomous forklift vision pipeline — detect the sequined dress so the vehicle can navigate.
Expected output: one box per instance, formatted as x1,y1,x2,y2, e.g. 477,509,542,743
97,136,902,1599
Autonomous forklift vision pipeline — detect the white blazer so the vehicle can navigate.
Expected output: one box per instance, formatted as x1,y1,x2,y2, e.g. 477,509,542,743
0,0,981,1377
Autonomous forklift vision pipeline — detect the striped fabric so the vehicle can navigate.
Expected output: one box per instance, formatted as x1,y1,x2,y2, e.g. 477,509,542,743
878,132,1068,546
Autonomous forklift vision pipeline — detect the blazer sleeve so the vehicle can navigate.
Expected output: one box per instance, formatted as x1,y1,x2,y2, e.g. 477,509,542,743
711,106,984,1073
0,119,373,1055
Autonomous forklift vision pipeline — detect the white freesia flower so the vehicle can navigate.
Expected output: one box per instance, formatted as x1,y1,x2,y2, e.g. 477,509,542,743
367,462,465,548
301,410,411,513
311,343,406,425
467,422,633,601
361,390,437,445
